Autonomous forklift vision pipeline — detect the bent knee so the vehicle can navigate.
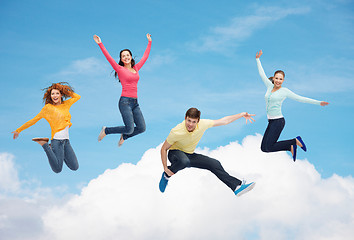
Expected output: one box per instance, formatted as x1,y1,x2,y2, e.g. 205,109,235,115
140,125,146,133
52,168,63,174
261,146,269,153
70,165,79,171
136,123,146,134
125,125,135,135
180,159,190,168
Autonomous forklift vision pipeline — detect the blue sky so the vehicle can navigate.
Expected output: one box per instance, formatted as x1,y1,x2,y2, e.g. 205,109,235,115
0,0,354,238
2,0,353,190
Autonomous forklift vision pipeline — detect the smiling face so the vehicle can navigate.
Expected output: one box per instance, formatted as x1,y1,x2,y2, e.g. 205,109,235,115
51,89,62,105
273,72,285,89
120,50,132,66
185,116,199,132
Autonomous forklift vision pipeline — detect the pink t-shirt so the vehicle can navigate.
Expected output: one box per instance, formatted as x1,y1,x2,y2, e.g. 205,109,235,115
98,41,151,98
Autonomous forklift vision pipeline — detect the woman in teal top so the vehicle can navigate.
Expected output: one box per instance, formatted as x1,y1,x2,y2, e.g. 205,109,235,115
256,50,329,161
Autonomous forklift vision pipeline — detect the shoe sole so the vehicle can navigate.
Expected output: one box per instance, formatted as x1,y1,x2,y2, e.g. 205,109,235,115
32,137,49,142
98,127,106,142
296,136,307,152
236,182,256,197
118,134,124,147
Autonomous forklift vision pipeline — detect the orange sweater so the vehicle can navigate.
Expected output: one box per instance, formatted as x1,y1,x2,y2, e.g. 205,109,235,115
16,92,81,139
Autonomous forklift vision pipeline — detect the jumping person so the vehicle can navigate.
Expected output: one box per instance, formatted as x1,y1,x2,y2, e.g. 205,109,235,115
12,82,80,173
256,50,329,161
93,33,152,147
159,107,256,197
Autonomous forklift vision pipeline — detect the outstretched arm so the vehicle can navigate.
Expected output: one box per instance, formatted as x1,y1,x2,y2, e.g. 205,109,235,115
212,112,255,127
13,110,44,139
160,140,174,177
286,88,329,106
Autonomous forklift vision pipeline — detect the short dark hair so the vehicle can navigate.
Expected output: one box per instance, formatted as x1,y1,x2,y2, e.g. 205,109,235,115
185,107,201,120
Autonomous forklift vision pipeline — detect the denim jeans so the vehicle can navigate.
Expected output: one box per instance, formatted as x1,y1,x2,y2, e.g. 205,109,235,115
105,97,146,140
42,139,79,173
261,117,296,153
167,150,242,191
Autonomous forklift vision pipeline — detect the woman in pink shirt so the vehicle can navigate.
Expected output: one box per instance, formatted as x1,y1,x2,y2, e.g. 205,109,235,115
93,33,152,147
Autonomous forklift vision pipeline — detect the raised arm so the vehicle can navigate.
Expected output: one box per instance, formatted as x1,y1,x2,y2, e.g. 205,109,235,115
212,112,255,127
160,140,174,177
134,33,152,71
93,34,121,72
63,92,81,106
256,50,273,88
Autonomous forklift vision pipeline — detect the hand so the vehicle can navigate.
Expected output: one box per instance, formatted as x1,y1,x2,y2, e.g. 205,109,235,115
93,35,101,44
12,131,19,139
243,112,256,124
320,101,329,106
146,33,152,42
256,50,263,59
164,168,174,177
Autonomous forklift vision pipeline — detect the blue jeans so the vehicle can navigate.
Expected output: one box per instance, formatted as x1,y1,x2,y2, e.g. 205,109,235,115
167,150,242,191
42,139,79,173
105,97,146,140
261,117,296,153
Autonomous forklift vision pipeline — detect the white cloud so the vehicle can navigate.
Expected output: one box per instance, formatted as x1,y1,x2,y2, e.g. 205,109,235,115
53,57,109,77
37,134,354,240
0,153,20,193
0,154,72,240
1,136,353,239
189,6,310,52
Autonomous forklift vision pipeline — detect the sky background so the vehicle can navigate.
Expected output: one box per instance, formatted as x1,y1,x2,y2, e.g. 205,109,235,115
1,0,354,239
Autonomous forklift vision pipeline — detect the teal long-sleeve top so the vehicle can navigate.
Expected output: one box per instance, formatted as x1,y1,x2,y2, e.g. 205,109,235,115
256,58,321,119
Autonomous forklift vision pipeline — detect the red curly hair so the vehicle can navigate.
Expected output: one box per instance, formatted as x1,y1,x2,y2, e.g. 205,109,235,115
42,82,75,105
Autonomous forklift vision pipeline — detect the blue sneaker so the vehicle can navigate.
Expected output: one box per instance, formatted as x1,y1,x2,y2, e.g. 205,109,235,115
296,136,307,152
234,181,255,197
292,144,297,162
159,172,169,193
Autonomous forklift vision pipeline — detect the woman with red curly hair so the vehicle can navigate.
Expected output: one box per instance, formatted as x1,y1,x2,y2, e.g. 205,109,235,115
12,82,81,173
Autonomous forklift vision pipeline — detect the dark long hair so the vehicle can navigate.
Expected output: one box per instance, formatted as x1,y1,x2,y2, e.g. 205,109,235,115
113,49,136,81
42,82,75,105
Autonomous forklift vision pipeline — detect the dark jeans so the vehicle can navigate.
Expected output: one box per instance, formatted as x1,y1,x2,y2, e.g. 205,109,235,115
167,150,242,191
42,139,79,173
261,117,296,153
105,97,146,140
